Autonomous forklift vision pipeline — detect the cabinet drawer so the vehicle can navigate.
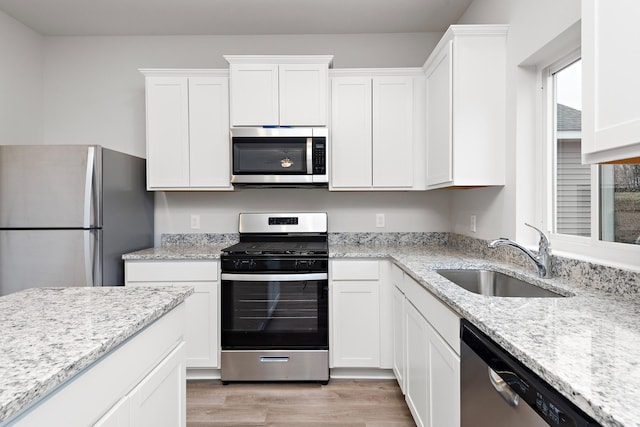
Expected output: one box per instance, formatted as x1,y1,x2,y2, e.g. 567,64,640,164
404,275,460,354
126,261,218,282
331,260,380,281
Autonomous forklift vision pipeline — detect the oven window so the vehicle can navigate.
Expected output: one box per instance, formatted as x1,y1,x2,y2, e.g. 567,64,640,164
233,138,308,174
221,278,328,350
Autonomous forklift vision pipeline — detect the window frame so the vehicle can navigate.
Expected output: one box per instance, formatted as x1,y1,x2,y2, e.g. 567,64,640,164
538,50,640,271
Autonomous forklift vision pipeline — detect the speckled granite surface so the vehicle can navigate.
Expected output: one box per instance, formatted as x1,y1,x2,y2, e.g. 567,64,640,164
122,232,640,426
0,286,193,424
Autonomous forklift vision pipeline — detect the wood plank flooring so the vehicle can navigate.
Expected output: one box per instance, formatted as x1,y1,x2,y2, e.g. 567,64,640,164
187,379,416,426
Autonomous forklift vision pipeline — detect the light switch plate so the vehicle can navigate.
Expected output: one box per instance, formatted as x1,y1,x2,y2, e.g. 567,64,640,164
470,215,477,233
376,213,385,228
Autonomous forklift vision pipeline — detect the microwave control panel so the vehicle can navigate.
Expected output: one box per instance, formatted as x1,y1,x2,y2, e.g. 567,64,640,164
312,138,326,174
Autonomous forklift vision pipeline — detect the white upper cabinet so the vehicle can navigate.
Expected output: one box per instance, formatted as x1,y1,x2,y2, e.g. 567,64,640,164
582,0,640,163
225,55,333,127
330,69,426,191
423,25,508,189
142,69,232,191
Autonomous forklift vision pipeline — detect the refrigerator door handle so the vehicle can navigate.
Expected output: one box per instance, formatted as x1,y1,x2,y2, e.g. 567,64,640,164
83,147,96,228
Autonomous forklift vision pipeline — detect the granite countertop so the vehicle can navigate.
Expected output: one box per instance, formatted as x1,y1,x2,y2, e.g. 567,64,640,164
122,240,640,426
0,286,193,424
122,244,227,260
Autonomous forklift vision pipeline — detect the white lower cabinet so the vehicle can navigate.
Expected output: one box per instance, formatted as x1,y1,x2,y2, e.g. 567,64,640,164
330,259,382,368
397,271,461,427
96,343,186,427
13,304,186,427
128,343,187,427
329,259,393,370
125,260,220,371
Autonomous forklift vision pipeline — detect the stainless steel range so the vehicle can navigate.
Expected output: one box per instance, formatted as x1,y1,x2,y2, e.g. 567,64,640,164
220,212,329,383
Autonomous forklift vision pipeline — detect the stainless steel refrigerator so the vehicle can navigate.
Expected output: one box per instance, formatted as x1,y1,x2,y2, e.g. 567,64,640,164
0,145,154,296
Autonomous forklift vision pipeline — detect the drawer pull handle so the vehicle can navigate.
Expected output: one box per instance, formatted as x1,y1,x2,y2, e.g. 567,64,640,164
260,356,290,363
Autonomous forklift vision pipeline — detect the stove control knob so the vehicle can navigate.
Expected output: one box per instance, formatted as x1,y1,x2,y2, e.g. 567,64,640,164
234,259,257,270
295,260,315,270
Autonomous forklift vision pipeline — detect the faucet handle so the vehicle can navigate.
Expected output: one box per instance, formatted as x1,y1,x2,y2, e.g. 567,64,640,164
524,223,549,250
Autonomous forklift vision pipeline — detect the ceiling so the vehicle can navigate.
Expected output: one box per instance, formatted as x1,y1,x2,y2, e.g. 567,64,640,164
0,0,473,36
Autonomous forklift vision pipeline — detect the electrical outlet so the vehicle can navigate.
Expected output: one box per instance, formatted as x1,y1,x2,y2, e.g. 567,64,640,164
190,214,201,230
376,213,385,228
470,215,477,233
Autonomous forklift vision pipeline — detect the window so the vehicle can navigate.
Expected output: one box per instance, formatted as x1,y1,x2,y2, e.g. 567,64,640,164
601,164,640,244
553,59,590,237
542,52,640,267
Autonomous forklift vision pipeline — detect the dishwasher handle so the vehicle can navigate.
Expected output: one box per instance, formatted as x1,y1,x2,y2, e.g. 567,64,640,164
488,367,520,407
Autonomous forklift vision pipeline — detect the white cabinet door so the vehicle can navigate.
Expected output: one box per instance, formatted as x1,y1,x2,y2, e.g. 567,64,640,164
330,259,382,368
373,76,414,188
279,63,328,126
185,282,219,368
403,273,461,427
227,56,332,127
330,76,373,188
145,77,190,188
391,283,406,393
423,25,507,189
425,42,453,187
405,301,430,427
188,77,232,189
330,72,421,190
129,343,187,427
143,71,232,191
582,0,640,163
229,63,279,126
428,325,460,427
331,280,381,368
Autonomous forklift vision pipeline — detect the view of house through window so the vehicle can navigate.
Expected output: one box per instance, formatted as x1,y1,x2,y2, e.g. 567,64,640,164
553,59,590,237
601,164,640,244
552,58,640,245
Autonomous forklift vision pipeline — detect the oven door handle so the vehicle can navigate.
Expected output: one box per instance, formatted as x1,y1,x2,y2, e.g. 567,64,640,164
221,273,328,282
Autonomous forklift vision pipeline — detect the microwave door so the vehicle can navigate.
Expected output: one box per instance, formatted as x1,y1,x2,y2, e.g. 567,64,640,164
233,139,308,175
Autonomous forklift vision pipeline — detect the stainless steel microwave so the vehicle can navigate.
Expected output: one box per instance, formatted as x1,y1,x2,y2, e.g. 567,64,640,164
231,127,328,185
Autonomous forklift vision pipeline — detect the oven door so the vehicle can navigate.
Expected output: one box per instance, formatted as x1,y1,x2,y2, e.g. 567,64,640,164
221,272,329,350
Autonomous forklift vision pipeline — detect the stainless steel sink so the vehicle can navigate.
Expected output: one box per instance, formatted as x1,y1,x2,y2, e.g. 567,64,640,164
435,269,564,298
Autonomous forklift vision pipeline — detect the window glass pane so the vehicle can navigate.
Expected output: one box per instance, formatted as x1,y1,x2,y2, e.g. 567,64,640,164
554,60,590,236
600,164,640,244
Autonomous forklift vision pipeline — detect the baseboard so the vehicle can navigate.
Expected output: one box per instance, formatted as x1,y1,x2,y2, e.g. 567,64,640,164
330,368,396,380
187,368,221,380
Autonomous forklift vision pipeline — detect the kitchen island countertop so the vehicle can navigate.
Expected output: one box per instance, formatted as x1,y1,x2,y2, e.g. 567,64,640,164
123,241,640,426
0,285,193,424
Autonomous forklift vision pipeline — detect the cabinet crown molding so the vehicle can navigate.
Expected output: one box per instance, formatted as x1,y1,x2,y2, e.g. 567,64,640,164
224,55,334,67
329,68,425,78
422,24,509,71
139,68,229,77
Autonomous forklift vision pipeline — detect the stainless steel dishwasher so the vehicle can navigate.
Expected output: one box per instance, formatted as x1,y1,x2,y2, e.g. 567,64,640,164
460,320,601,426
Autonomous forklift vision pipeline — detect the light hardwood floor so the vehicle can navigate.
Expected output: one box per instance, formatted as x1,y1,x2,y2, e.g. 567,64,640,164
187,379,416,426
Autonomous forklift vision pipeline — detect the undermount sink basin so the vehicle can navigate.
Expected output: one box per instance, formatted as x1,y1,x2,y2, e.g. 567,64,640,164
436,269,564,298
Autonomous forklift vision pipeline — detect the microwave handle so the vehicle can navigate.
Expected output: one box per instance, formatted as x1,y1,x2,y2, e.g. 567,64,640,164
306,137,313,175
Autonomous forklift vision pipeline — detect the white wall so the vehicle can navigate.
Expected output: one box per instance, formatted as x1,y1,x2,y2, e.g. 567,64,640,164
453,0,581,243
42,33,442,157
0,10,43,146
155,189,451,241
38,32,451,239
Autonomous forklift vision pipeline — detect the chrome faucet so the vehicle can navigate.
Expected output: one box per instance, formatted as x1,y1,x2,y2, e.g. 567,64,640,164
488,223,551,278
